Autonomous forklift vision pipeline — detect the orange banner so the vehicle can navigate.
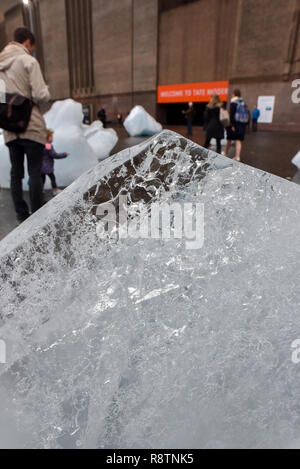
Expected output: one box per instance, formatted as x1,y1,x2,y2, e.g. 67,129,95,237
157,81,229,103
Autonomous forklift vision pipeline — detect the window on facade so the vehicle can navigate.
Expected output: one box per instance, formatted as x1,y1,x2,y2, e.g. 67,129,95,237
65,0,94,97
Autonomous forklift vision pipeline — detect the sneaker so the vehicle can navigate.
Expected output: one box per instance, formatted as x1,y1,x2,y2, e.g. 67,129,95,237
53,188,62,196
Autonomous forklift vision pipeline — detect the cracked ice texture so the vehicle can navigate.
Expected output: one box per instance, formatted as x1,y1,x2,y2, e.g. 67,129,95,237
0,99,118,190
124,105,162,137
1,131,300,448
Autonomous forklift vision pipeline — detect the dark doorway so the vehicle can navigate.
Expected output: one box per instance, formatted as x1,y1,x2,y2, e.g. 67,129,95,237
158,101,229,126
162,103,208,126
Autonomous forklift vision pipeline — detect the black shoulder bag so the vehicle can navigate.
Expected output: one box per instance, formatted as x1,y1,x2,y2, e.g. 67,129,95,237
0,93,33,133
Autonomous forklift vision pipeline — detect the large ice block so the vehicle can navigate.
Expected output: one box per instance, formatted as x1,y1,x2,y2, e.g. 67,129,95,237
0,99,118,190
124,105,162,137
1,130,300,449
83,121,118,162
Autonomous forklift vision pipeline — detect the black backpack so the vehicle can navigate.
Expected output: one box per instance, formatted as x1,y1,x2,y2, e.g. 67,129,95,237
0,93,33,133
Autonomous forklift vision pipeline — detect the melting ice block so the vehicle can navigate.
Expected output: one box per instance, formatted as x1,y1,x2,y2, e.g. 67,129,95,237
43,99,117,186
83,121,118,161
292,150,300,169
0,99,118,190
1,131,300,449
124,105,162,137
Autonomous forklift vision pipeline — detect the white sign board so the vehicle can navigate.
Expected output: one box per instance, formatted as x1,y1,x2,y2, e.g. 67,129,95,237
257,96,275,124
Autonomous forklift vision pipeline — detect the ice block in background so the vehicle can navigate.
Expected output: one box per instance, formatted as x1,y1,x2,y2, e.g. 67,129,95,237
0,99,118,190
124,105,162,137
292,150,300,169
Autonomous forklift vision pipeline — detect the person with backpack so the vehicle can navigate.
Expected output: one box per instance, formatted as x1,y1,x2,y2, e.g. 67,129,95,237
224,89,249,162
203,94,224,154
0,28,50,224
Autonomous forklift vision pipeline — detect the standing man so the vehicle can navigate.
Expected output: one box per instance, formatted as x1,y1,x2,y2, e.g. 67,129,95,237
182,102,195,137
252,105,260,132
0,27,50,224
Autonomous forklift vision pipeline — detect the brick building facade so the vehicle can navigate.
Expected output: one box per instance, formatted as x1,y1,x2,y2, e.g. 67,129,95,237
0,0,300,130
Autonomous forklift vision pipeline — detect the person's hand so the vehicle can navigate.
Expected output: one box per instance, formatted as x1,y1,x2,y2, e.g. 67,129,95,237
231,126,235,131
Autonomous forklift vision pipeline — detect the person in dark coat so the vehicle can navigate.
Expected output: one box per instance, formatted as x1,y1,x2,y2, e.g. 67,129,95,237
224,89,249,161
203,94,224,154
97,107,107,128
41,130,69,196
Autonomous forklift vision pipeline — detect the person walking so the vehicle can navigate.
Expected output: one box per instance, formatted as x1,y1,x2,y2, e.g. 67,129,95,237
224,89,249,162
0,27,50,224
41,130,69,196
251,105,260,132
182,102,195,137
203,94,224,154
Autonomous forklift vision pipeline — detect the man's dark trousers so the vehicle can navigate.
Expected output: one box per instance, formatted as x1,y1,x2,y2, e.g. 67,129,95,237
7,139,44,222
187,120,193,136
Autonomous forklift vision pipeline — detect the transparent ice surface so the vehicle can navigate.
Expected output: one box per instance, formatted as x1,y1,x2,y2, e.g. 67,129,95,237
0,100,118,190
124,105,163,137
1,130,300,449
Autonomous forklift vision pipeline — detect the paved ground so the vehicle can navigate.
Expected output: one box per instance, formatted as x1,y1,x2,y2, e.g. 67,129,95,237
114,124,300,179
0,189,55,241
0,126,299,241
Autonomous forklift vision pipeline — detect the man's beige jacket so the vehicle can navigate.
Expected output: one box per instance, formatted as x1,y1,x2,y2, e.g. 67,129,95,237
0,41,50,145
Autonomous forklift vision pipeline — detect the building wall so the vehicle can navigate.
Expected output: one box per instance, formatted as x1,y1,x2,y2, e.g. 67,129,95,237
39,0,70,99
0,22,6,51
90,0,158,117
133,0,158,93
158,0,239,85
92,0,132,96
4,4,24,43
158,0,298,85
231,0,295,80
0,0,20,22
229,0,300,130
0,0,18,49
158,0,300,130
0,0,299,129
